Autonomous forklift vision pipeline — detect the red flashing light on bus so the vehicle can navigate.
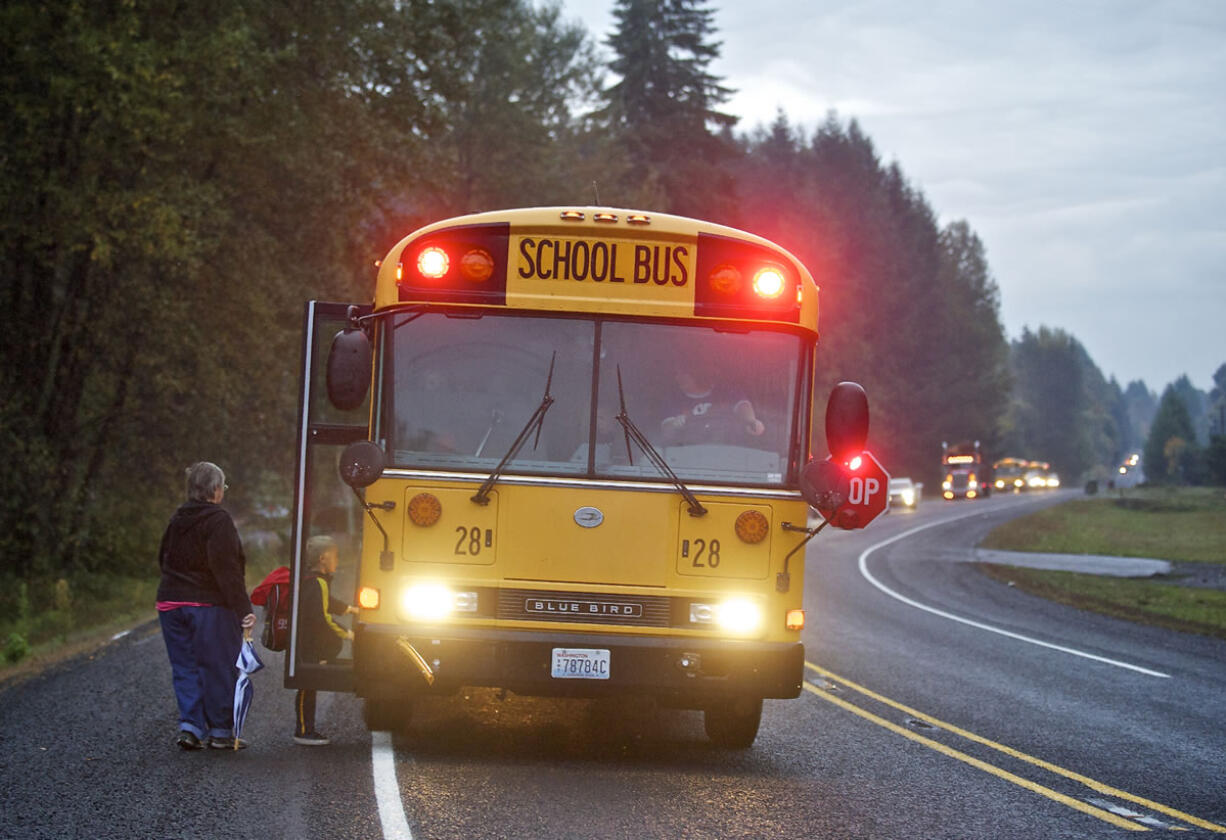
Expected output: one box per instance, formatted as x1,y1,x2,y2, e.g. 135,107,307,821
847,454,864,472
417,246,449,279
752,266,786,299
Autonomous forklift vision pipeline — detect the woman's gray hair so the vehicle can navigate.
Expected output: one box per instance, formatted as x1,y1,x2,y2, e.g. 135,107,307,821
185,462,225,502
305,535,338,567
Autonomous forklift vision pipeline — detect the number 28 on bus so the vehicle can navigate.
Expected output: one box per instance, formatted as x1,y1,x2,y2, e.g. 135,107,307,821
287,207,884,749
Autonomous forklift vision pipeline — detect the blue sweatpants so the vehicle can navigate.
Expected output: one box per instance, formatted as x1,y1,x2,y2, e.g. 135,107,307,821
159,606,242,739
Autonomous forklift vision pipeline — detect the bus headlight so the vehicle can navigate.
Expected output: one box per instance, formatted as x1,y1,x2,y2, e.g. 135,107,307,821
399,583,478,621
689,598,763,634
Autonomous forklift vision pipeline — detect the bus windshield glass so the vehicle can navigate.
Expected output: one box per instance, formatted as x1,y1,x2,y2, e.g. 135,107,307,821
384,312,803,486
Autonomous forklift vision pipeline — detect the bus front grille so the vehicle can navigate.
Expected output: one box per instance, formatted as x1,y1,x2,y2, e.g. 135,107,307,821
497,588,671,628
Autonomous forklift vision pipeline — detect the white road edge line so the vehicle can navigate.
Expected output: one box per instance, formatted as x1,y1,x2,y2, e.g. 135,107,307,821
372,730,414,840
856,507,1172,679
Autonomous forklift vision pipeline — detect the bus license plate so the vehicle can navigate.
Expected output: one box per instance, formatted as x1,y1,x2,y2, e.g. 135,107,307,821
551,648,611,680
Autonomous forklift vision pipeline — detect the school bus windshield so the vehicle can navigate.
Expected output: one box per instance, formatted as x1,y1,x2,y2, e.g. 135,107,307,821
383,312,804,486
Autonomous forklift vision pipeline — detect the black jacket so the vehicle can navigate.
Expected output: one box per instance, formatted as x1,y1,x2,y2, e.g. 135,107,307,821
156,500,253,618
297,571,349,663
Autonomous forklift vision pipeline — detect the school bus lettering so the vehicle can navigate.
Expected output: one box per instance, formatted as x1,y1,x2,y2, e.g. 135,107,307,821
633,244,688,286
516,237,688,287
518,237,627,283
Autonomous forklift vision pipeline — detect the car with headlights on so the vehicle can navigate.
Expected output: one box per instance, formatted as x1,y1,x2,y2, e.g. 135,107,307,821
887,477,922,511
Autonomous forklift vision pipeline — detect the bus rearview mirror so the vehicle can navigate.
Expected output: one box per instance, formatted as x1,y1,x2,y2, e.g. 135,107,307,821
327,328,372,411
799,457,850,516
339,440,385,489
825,381,869,462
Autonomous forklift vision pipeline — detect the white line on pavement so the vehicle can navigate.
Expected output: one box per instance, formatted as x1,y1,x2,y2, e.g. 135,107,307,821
856,508,1172,679
372,730,414,840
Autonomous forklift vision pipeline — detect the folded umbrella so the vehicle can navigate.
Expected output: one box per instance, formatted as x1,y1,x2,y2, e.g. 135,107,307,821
232,631,265,749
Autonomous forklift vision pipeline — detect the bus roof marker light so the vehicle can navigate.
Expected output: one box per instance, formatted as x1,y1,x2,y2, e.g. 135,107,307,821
593,212,618,223
417,246,449,279
626,213,651,225
559,210,585,221
752,266,786,299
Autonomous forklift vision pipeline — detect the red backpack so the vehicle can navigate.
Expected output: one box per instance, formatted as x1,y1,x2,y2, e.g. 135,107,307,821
251,566,291,651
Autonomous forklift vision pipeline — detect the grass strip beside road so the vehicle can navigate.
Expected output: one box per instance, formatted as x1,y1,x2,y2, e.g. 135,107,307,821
979,487,1226,639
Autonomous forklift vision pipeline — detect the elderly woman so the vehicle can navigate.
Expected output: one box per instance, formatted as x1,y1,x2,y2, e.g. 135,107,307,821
156,462,256,750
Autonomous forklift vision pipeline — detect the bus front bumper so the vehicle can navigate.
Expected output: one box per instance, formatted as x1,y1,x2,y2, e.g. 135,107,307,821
354,624,803,705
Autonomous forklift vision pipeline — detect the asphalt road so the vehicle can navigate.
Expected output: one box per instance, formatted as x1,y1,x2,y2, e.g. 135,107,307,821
2,490,1223,839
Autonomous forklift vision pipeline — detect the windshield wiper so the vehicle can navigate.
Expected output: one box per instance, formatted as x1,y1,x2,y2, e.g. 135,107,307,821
471,352,556,505
614,366,707,517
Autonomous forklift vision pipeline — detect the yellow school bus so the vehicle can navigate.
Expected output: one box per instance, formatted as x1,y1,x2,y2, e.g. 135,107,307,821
287,207,870,747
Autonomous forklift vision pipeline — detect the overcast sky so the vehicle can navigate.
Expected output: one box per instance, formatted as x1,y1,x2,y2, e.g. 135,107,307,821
560,0,1225,393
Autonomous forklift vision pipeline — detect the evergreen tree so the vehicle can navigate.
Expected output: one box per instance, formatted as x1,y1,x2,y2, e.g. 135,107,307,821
1122,379,1158,452
1001,326,1122,482
1169,374,1209,446
601,0,737,213
726,113,1009,486
1144,385,1201,484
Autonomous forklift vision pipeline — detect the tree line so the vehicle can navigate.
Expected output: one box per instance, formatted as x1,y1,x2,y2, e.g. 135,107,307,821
1,0,1219,592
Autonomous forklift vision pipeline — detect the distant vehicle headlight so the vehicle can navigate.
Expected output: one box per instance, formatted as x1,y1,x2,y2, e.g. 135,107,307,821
901,489,915,506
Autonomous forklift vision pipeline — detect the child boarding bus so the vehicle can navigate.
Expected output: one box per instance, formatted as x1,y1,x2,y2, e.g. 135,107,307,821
286,207,877,748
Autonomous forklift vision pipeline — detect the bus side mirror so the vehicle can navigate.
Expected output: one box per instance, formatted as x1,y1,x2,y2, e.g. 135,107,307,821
825,381,869,463
326,327,372,412
799,457,850,518
339,440,385,489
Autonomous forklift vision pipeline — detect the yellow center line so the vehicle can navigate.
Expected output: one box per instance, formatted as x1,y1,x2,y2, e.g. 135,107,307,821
804,661,1226,833
800,681,1145,831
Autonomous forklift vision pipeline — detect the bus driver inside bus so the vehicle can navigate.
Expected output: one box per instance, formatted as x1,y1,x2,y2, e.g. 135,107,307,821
659,364,765,444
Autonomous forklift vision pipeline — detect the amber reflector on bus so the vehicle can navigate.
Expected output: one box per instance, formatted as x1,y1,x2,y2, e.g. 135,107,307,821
408,493,442,527
358,587,380,610
785,609,805,631
708,263,741,294
734,510,769,544
460,249,494,283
